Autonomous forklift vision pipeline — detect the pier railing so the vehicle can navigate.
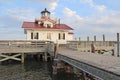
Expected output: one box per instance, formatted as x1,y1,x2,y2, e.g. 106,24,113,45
47,41,54,54
67,41,114,52
0,40,54,53
0,40,54,63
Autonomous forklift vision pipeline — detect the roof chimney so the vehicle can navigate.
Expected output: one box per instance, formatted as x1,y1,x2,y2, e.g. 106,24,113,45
58,18,60,24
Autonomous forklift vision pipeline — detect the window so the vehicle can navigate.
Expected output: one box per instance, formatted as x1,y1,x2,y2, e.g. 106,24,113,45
34,32,39,39
47,33,51,39
47,24,51,28
31,32,39,39
47,13,50,17
58,33,65,40
63,33,65,40
42,13,45,17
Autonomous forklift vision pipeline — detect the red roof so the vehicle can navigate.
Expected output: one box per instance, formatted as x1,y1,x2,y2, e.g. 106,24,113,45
22,22,73,30
68,32,74,34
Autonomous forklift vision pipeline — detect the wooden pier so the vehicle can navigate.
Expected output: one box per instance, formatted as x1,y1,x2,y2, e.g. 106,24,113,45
1,39,120,79
0,40,54,63
53,41,120,80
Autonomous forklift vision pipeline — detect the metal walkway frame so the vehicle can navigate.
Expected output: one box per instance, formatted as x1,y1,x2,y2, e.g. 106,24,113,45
58,54,120,80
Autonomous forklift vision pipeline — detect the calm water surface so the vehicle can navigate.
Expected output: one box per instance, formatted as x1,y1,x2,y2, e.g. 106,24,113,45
0,59,78,80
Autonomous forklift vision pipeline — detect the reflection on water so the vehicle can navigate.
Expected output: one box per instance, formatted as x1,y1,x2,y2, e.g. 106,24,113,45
0,59,78,80
0,59,52,80
52,71,78,80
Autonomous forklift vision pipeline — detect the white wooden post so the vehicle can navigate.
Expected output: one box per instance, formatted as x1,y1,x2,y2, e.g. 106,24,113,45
114,43,118,57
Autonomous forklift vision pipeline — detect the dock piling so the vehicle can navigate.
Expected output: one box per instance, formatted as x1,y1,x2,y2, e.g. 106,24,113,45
117,33,119,57
94,35,96,42
87,36,89,41
103,34,105,41
44,52,48,62
21,53,24,64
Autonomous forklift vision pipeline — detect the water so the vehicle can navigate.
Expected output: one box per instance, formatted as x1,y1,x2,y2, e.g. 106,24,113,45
0,58,78,80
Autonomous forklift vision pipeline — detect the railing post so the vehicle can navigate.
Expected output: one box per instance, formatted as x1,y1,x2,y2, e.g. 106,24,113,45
8,41,11,49
22,41,25,48
91,41,95,53
35,41,37,48
54,44,59,58
103,34,105,42
77,41,79,50
94,35,96,42
79,37,81,41
114,42,118,57
87,36,89,41
117,33,119,57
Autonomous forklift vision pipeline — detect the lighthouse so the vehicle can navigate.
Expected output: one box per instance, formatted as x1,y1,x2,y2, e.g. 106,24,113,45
22,8,74,44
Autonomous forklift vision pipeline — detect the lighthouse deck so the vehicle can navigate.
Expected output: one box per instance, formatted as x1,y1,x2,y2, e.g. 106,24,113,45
0,40,54,63
57,45,120,80
0,40,54,53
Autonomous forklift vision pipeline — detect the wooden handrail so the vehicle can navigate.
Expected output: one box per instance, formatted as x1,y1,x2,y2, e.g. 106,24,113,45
67,41,115,52
0,40,54,53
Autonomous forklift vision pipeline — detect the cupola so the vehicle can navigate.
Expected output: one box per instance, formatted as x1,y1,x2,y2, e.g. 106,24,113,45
41,8,50,19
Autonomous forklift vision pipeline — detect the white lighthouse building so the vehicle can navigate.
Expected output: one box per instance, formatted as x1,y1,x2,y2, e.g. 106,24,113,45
22,8,74,44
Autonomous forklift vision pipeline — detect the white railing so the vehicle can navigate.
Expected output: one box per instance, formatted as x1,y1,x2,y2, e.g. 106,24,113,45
0,40,54,53
67,41,114,52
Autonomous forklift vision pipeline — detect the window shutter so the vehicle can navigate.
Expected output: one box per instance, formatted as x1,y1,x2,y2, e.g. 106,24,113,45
63,33,65,40
31,32,33,39
36,33,39,39
58,33,60,40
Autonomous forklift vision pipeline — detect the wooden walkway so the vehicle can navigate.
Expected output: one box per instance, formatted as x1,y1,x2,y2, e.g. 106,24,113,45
0,40,54,63
57,47,120,80
1,39,120,79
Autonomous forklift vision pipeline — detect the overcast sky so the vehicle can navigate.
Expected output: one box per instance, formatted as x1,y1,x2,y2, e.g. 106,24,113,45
0,0,120,40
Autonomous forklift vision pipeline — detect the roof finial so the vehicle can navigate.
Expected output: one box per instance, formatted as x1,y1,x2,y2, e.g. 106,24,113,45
41,8,50,14
45,8,47,11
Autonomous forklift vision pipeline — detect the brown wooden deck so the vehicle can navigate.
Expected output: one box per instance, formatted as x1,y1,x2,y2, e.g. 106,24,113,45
58,47,120,80
0,40,120,79
0,40,54,63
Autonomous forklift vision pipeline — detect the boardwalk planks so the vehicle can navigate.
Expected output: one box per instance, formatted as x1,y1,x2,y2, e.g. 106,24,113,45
0,40,54,63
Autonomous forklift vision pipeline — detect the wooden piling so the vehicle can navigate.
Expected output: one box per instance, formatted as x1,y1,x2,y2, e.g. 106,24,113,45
65,64,73,73
81,71,87,80
54,44,59,58
79,37,81,41
87,36,89,41
94,35,96,42
0,53,1,64
103,34,105,41
91,42,95,53
44,52,48,61
117,33,119,57
21,53,24,64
